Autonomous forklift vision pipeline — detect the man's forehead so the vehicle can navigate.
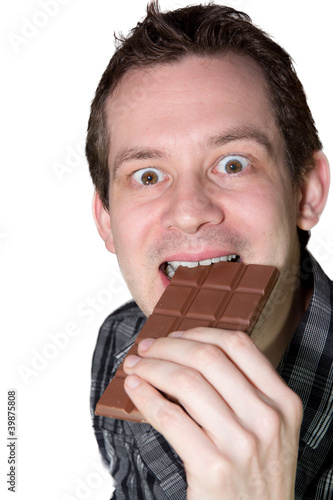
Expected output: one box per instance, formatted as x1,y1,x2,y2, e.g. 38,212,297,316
107,53,269,111
105,54,281,171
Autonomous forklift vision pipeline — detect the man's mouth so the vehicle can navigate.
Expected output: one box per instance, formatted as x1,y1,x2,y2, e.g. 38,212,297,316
161,254,240,280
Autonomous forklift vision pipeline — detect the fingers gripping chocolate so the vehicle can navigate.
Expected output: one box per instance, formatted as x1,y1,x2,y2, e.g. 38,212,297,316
95,262,279,422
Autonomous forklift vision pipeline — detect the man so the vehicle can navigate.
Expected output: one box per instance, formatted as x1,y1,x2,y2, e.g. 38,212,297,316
86,2,332,499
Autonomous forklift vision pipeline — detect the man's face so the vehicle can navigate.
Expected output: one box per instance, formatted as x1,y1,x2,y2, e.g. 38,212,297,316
104,54,301,317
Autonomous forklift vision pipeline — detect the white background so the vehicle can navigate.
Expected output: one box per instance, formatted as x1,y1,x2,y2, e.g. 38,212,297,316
1,1,332,499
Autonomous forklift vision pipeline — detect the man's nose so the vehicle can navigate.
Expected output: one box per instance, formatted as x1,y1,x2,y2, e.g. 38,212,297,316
161,176,224,234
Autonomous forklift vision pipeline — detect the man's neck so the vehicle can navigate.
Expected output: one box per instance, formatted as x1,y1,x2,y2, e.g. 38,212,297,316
251,265,313,368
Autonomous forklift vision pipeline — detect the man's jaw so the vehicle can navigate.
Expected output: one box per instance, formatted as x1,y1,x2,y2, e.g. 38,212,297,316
159,254,241,281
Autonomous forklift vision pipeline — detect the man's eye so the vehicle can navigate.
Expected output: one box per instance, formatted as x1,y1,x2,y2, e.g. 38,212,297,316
216,155,249,174
133,168,165,185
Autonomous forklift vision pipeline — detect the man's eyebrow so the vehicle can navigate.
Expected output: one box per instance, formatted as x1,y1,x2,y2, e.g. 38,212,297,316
207,127,274,156
112,147,166,179
112,127,274,178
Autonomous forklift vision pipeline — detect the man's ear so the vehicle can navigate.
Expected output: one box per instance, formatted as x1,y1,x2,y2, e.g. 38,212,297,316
297,151,330,231
92,191,115,254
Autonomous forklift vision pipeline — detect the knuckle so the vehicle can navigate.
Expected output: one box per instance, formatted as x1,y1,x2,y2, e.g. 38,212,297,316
260,406,282,435
181,326,207,338
172,367,201,392
239,432,259,458
208,456,233,486
290,391,303,415
224,329,253,352
191,343,222,367
153,399,183,429
285,391,304,426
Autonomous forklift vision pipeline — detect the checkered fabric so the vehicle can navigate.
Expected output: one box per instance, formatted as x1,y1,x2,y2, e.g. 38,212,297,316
90,254,333,499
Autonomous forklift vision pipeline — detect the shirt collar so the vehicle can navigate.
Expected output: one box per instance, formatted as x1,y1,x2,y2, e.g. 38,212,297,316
278,252,333,448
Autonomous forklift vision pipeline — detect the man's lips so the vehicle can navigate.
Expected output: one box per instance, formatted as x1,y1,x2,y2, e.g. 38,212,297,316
159,254,241,280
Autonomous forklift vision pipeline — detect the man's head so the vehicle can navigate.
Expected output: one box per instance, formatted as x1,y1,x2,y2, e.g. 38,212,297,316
87,2,329,318
86,1,322,210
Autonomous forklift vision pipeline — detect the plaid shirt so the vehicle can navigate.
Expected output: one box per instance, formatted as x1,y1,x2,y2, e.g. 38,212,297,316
90,254,333,499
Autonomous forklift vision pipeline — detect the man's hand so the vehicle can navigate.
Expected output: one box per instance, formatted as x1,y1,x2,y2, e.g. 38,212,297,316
123,327,303,500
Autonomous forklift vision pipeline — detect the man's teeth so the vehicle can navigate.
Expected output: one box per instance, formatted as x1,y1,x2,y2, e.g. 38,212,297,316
165,255,238,279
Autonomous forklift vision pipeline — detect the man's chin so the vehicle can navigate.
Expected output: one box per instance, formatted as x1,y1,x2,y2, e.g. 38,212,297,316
135,299,155,318
133,285,165,318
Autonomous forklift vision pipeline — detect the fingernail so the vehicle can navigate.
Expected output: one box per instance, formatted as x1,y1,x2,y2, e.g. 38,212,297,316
124,355,141,368
139,338,155,351
168,330,184,338
125,375,141,389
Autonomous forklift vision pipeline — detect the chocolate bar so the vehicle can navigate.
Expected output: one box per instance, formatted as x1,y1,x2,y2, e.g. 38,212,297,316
95,262,279,422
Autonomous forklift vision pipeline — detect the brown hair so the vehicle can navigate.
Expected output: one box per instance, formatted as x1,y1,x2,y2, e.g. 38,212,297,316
86,1,322,211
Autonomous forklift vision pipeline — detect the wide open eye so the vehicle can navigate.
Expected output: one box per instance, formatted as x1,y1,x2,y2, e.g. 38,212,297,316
132,167,166,185
216,155,250,174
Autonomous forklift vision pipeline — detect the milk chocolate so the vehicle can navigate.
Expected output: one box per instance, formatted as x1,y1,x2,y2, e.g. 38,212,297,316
95,262,279,422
